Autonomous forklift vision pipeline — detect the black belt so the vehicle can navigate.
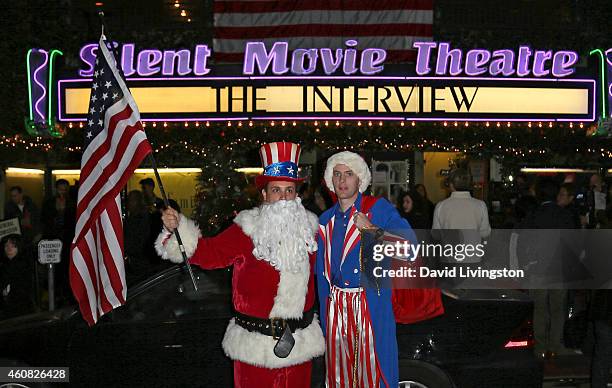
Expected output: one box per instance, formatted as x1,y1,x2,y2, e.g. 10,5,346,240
234,308,314,339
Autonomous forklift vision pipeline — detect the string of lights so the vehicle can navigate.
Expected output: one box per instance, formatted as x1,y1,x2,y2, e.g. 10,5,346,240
1,120,611,166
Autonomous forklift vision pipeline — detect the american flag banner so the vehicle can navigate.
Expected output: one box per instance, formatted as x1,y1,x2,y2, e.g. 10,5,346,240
70,34,152,326
213,0,434,63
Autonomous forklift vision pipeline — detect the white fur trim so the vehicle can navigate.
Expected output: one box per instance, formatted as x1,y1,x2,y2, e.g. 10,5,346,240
234,201,319,319
222,316,325,369
324,151,372,193
154,214,201,263
233,207,260,236
269,269,309,319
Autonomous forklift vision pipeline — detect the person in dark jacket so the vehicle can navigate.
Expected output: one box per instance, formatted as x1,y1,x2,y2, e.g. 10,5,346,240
41,179,76,306
590,289,612,387
523,178,577,358
124,190,152,285
4,186,41,246
0,235,35,319
397,190,432,230
414,184,435,226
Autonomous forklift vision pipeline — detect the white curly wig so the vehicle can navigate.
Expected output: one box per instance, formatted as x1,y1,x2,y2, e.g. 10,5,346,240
324,151,372,193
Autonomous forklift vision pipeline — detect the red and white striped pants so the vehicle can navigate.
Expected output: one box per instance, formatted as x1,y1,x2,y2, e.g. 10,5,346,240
326,286,381,388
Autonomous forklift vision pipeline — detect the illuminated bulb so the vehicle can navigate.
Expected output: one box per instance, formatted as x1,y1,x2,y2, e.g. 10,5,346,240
579,122,584,128
227,121,231,126
195,122,199,127
496,122,500,127
368,121,372,126
465,122,469,127
528,122,532,128
205,121,210,127
163,122,168,127
538,122,542,128
187,19,191,22
569,122,573,128
378,121,383,126
324,121,329,126
292,121,296,126
271,121,275,126
357,121,362,126
180,9,187,17
152,122,157,127
184,122,188,127
281,121,286,126
443,121,448,127
142,122,147,127
335,121,340,126
411,121,416,126
238,121,243,127
485,122,490,127
174,1,179,7
248,121,253,127
79,122,83,128
400,121,405,126
507,122,511,127
314,121,318,126
69,122,73,128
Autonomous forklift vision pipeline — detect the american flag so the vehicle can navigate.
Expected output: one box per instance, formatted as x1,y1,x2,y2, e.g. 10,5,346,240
213,0,433,63
70,35,152,326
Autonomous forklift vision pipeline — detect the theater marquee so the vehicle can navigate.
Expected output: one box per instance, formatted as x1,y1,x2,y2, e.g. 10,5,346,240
59,76,595,122
52,40,597,122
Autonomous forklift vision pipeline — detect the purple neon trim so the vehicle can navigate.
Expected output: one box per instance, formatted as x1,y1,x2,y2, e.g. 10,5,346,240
57,117,249,123
59,77,251,83
33,49,49,121
131,76,250,81
59,75,596,83
605,49,612,66
57,76,596,122
406,118,554,122
251,116,404,120
248,76,407,80
142,117,249,122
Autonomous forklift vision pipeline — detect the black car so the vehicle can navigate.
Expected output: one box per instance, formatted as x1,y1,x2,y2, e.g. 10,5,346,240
0,266,541,387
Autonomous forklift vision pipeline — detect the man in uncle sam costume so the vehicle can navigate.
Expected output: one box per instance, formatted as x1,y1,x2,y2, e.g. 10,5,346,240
316,151,417,388
156,142,324,388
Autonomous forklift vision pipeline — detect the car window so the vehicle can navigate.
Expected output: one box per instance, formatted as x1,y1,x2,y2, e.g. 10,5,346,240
116,267,232,322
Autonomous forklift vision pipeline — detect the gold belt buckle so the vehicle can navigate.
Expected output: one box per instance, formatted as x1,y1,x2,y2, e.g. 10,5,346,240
270,318,286,340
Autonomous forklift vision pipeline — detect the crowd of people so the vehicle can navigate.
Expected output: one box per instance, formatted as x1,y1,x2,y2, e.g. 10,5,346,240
0,177,175,319
1,159,612,385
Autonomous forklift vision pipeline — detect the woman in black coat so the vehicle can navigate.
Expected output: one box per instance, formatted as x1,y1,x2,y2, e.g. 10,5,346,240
0,234,35,319
397,190,432,230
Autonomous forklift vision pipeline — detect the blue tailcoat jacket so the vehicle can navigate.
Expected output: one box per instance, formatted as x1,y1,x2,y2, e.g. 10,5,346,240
316,193,415,387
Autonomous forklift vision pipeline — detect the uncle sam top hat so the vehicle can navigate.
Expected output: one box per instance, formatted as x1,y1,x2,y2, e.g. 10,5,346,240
255,142,305,190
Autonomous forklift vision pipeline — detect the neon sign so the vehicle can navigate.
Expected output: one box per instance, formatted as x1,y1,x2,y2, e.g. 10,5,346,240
413,42,578,78
76,41,581,78
79,43,212,77
242,40,386,75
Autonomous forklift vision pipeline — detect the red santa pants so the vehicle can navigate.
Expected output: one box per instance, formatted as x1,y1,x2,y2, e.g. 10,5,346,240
233,360,312,388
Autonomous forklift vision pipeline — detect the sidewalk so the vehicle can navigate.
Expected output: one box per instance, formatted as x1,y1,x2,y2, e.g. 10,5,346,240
542,354,611,387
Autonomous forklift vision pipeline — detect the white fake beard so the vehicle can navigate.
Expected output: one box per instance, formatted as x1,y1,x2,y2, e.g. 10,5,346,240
250,198,317,273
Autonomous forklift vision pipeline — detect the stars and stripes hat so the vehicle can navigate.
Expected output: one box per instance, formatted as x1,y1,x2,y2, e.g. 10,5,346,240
255,142,305,190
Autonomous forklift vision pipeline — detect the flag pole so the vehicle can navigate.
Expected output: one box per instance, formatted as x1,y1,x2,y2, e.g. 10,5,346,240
97,11,198,291
148,154,199,292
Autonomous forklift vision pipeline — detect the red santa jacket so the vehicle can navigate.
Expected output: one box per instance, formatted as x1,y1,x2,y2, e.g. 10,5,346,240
155,208,325,369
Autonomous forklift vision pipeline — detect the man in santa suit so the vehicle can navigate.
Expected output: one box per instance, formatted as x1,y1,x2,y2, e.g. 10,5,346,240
156,142,325,388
